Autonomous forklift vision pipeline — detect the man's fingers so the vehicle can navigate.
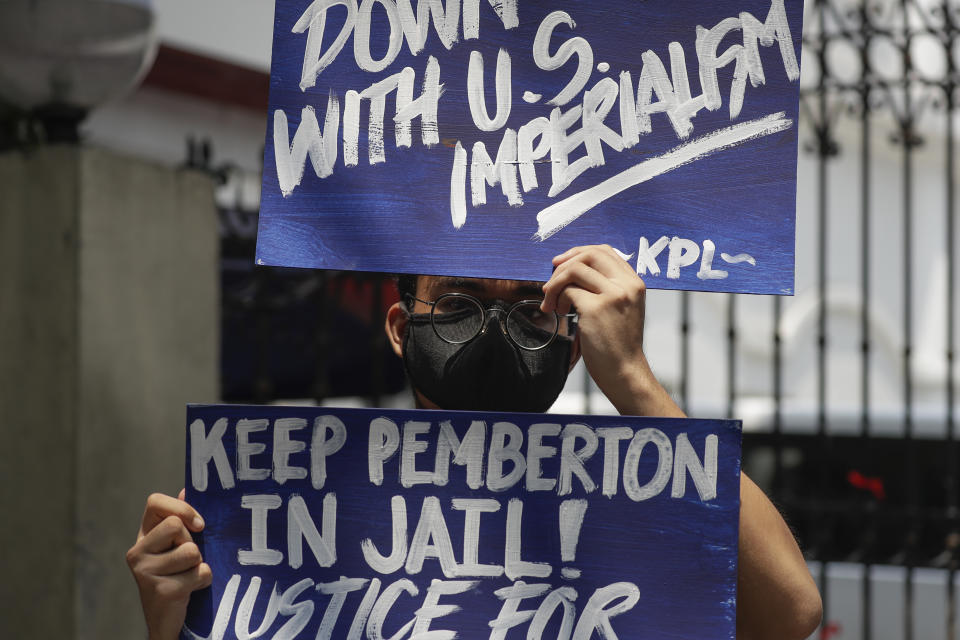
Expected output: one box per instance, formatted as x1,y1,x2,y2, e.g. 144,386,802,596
600,244,642,278
140,515,194,554
554,245,647,296
542,261,607,312
543,262,616,312
162,542,204,576
555,285,593,316
573,245,637,281
552,245,587,265
139,492,204,540
151,563,213,603
553,245,634,275
143,541,204,577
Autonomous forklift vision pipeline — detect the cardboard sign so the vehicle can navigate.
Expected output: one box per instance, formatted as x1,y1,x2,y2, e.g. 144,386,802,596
256,0,803,294
182,405,742,639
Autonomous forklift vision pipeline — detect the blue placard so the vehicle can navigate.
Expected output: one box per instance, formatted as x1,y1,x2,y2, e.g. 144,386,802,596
257,0,803,295
183,405,742,639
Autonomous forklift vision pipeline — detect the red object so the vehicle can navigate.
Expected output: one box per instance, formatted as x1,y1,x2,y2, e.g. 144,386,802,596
142,44,269,113
847,470,886,501
337,275,402,323
820,621,843,639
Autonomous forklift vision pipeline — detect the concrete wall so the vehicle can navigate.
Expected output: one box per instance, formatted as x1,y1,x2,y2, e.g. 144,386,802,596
0,146,219,639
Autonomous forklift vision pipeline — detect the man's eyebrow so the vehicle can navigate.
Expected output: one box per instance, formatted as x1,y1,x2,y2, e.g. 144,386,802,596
513,282,546,297
429,277,545,297
431,277,485,292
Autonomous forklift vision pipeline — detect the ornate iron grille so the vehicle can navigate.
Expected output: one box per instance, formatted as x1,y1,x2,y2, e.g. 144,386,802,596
722,1,959,638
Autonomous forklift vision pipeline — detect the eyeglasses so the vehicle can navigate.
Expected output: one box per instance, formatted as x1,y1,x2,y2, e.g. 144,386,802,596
406,292,578,351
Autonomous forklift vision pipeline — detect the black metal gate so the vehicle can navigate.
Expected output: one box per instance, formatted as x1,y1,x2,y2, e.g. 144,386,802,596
738,1,957,637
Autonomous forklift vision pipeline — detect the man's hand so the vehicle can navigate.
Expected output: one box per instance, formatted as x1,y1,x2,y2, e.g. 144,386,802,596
541,244,682,417
126,490,211,640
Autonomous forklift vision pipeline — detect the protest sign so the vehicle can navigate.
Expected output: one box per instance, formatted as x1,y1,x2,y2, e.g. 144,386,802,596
256,0,804,294
182,404,742,639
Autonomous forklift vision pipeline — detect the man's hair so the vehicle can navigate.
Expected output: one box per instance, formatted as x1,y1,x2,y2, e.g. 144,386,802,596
395,274,418,310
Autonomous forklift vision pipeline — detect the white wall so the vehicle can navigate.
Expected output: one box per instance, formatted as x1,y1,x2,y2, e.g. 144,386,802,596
151,0,274,70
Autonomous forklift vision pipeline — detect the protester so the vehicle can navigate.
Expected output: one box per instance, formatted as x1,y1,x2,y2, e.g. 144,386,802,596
127,245,822,640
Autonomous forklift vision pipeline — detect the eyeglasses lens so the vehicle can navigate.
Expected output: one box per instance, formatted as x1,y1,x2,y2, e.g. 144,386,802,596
432,295,484,343
506,302,558,349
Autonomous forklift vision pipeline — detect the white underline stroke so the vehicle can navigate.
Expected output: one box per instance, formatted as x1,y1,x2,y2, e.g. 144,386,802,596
534,112,794,241
721,252,757,266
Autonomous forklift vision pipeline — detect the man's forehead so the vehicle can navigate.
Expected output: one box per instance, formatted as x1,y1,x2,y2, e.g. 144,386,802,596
418,275,545,299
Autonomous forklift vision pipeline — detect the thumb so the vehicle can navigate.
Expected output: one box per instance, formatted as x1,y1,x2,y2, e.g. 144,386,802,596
178,488,186,501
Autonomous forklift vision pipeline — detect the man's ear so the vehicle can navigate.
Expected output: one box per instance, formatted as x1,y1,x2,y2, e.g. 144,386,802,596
568,332,581,373
385,301,409,358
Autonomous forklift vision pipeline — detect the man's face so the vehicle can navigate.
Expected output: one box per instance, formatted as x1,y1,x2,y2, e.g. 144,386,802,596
385,275,581,410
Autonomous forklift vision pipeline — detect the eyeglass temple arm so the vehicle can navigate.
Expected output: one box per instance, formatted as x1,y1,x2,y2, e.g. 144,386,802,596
404,294,435,306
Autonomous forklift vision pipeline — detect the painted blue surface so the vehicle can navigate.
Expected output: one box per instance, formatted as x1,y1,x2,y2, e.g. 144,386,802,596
257,0,804,295
183,404,742,639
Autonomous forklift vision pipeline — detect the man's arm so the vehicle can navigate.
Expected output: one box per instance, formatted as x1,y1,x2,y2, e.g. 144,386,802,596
542,244,822,640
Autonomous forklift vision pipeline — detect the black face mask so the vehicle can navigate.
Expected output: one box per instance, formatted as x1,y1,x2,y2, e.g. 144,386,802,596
402,311,572,413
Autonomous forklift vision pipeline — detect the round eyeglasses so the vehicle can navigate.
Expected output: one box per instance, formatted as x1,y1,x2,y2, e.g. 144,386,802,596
406,293,578,351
